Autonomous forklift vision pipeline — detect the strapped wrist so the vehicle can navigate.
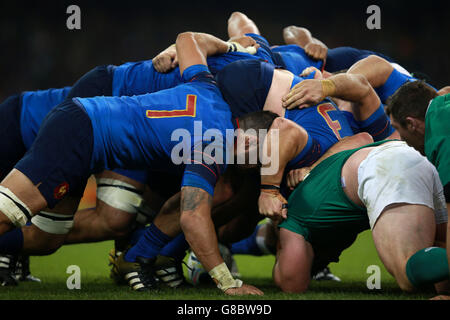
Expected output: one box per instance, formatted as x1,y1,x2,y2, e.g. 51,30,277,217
260,184,280,191
321,79,336,98
227,42,238,53
209,262,243,292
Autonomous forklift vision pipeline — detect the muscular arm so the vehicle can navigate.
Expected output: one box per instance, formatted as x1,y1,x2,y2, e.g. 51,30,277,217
258,118,308,220
176,32,258,76
282,25,328,60
283,73,381,120
179,186,220,271
176,32,230,76
180,186,264,295
347,55,394,88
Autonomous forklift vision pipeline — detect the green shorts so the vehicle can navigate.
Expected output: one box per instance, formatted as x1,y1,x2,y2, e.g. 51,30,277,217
279,145,372,272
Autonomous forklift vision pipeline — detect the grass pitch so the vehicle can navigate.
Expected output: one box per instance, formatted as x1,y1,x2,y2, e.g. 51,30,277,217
0,230,436,300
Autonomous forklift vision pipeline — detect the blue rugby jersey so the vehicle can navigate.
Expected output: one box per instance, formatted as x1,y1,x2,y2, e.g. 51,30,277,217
75,65,234,196
112,33,277,97
20,87,72,149
272,44,324,75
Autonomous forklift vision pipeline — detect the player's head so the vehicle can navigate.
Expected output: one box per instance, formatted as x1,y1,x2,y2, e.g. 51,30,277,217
233,110,278,168
216,59,275,116
385,80,437,154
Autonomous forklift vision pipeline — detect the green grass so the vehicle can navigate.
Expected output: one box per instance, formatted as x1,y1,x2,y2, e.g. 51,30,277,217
0,230,436,300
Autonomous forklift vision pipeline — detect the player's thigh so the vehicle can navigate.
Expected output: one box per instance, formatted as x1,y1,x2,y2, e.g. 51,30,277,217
372,204,435,278
94,170,146,230
227,11,260,38
24,195,82,254
274,227,314,293
1,168,47,213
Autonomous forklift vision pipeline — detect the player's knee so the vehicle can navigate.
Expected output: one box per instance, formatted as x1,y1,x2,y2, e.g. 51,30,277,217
275,272,309,293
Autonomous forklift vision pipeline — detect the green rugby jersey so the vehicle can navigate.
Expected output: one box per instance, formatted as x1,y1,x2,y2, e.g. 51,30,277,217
425,94,450,187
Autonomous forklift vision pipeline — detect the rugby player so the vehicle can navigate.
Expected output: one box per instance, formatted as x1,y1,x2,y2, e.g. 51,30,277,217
274,138,448,293
0,32,260,286
226,11,397,76
0,31,272,295
385,81,450,296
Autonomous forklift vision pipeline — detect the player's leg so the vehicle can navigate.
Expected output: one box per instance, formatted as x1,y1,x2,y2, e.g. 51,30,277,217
273,227,314,293
359,142,449,291
372,204,436,291
22,194,81,254
0,169,47,234
64,170,147,244
227,11,260,39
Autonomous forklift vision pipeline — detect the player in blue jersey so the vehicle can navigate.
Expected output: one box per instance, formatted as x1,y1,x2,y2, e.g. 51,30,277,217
0,87,70,284
0,32,276,295
281,24,396,73
0,85,166,286
227,12,325,75
227,12,397,75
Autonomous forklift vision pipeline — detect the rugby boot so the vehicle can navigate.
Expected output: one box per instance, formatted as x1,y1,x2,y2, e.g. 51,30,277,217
153,255,192,289
114,253,158,291
0,255,18,286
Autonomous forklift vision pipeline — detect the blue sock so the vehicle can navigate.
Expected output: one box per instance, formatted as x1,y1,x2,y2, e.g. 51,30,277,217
230,225,263,256
129,227,146,247
0,228,24,255
124,224,173,262
356,104,395,141
159,234,189,261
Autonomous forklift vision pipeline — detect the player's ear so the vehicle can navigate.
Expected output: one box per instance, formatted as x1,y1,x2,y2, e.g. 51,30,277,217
405,116,423,133
405,116,416,131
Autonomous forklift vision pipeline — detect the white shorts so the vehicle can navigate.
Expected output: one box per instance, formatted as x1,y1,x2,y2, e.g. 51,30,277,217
357,141,448,229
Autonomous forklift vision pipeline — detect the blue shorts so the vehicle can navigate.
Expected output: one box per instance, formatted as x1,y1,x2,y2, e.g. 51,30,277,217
325,47,394,73
15,100,94,208
0,94,26,180
65,65,114,100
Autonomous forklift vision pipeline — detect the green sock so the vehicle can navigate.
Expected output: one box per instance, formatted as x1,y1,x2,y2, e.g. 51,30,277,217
406,247,449,288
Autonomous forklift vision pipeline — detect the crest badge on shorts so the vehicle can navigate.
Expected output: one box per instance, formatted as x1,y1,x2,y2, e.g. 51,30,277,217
54,182,69,199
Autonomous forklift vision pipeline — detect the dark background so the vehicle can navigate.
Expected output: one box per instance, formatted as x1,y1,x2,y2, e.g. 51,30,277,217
0,0,449,100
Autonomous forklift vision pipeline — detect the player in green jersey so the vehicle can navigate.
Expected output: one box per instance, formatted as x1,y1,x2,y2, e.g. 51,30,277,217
272,140,448,293
385,80,450,298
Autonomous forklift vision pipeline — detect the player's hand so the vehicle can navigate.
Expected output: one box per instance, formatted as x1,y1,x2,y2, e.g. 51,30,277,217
437,86,450,96
228,36,260,54
153,45,178,73
286,167,311,190
258,190,288,222
304,41,328,61
300,66,323,79
224,283,264,296
282,79,324,109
